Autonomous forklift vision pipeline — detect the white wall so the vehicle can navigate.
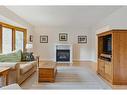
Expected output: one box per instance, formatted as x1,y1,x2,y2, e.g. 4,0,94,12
3,6,127,62
0,6,34,42
0,6,94,62
33,26,93,61
92,6,127,62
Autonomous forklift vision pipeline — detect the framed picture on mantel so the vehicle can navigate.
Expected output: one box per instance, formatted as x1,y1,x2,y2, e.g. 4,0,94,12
59,33,68,41
78,36,87,44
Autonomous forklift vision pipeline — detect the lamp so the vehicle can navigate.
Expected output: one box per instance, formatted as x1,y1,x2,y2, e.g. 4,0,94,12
26,43,33,52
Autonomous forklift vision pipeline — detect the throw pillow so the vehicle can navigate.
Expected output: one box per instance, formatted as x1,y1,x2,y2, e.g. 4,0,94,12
21,52,35,61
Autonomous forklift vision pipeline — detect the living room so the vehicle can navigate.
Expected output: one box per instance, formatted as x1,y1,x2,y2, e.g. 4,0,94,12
1,4,127,92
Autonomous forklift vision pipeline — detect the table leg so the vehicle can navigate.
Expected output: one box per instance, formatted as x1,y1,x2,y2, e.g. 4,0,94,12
5,73,8,85
3,72,9,86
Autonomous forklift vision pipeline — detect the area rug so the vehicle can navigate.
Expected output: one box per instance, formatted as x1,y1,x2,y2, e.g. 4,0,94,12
26,66,111,89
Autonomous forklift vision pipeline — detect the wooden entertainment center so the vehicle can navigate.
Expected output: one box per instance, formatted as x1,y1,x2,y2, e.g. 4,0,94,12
97,29,127,85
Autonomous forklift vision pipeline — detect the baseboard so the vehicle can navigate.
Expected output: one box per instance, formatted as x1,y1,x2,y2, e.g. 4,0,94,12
73,59,93,62
39,59,96,63
39,59,54,62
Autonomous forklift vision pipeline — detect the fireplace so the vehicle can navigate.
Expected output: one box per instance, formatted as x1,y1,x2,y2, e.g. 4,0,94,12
55,44,72,63
56,50,70,62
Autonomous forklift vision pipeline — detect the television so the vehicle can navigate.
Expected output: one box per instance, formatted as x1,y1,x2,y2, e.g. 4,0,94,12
103,35,112,55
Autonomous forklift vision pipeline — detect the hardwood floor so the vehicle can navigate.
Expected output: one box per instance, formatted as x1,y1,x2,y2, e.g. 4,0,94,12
20,61,127,89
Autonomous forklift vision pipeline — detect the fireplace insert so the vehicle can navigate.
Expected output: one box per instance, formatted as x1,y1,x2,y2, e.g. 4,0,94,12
56,50,70,62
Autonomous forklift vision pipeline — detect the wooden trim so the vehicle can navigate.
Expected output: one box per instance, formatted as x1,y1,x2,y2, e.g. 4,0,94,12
24,29,27,51
0,25,2,53
97,29,127,37
97,31,112,37
15,27,26,32
12,29,15,51
0,22,27,52
0,22,26,31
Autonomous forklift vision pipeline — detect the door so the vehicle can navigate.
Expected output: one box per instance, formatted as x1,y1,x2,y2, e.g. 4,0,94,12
105,61,112,81
98,59,105,77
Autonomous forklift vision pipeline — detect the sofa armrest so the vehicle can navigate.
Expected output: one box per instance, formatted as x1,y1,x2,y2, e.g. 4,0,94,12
14,62,29,84
15,61,37,84
15,63,20,84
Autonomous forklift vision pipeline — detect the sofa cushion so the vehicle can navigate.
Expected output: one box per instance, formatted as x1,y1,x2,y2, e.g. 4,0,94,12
20,63,33,74
28,61,37,66
0,50,22,62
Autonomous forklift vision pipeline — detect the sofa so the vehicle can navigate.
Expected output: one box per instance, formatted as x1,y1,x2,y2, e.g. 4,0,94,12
0,50,37,86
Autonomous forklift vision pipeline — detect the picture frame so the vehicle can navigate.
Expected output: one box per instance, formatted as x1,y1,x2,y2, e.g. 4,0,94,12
40,35,48,43
29,35,33,42
59,33,68,41
78,36,87,44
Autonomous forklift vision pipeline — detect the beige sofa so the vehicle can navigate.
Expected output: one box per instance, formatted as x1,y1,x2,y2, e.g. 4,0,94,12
0,61,37,85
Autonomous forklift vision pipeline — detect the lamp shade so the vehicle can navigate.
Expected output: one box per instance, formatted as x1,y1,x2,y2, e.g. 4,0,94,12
26,43,33,49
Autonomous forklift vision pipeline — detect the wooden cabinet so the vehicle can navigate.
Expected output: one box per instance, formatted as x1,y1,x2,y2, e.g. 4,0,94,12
39,62,57,82
98,59,105,77
97,30,127,85
98,59,112,82
104,64,110,77
104,61,112,81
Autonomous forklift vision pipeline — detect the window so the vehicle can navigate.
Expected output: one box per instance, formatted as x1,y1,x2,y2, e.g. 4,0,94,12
15,30,24,51
2,27,13,53
0,22,27,53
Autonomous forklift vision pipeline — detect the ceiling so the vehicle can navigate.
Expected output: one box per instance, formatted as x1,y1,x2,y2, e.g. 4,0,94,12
6,6,121,27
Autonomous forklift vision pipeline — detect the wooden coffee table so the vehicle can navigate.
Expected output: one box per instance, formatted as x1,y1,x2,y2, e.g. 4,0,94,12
0,67,10,86
38,62,57,82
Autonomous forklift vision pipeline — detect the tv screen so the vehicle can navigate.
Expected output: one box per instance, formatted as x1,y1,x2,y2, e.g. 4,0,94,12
103,35,112,54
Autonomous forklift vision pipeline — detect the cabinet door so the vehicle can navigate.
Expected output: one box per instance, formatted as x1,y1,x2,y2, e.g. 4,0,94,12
105,62,112,81
98,59,105,76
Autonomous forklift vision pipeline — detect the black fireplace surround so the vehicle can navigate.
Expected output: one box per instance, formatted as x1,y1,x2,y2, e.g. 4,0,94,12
56,49,70,62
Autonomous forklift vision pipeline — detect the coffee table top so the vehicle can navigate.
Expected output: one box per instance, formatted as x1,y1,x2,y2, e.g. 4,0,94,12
0,67,10,74
39,62,56,69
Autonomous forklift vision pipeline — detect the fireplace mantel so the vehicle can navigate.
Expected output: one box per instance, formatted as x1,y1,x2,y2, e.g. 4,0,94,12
54,44,72,63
